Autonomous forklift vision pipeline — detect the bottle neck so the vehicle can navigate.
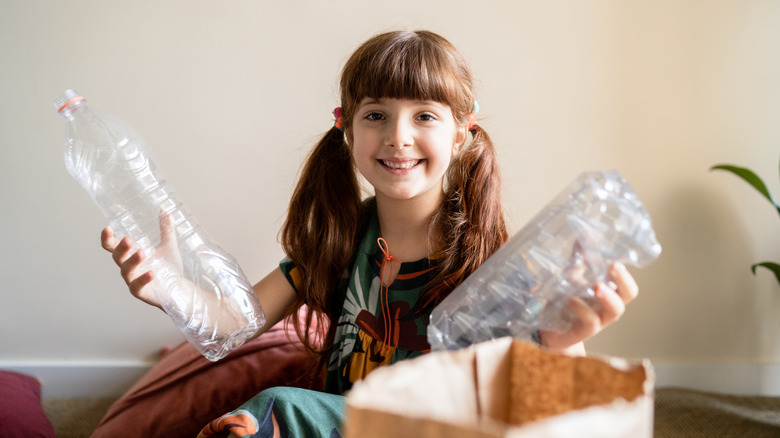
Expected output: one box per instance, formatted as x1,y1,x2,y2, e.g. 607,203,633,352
57,96,87,119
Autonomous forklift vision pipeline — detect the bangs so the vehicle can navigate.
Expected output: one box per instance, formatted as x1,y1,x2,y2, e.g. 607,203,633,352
341,31,472,120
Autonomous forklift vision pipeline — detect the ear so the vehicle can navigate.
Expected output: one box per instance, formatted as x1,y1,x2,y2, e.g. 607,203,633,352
452,126,468,157
344,127,353,149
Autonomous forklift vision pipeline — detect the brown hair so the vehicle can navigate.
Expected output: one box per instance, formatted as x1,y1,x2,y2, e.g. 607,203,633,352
280,30,508,365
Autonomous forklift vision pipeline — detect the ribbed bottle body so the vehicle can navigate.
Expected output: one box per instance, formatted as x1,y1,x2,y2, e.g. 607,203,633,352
427,171,661,351
56,90,265,361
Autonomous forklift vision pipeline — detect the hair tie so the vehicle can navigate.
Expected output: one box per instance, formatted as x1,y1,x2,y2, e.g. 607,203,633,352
333,107,344,131
467,100,479,131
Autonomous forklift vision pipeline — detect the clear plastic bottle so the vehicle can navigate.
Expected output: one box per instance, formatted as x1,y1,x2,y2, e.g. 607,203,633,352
427,170,662,351
54,89,265,361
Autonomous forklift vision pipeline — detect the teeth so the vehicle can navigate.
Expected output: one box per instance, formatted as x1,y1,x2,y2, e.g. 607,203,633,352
383,160,419,169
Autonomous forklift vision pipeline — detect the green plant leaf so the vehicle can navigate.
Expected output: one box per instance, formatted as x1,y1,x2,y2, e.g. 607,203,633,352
711,164,780,217
751,262,780,285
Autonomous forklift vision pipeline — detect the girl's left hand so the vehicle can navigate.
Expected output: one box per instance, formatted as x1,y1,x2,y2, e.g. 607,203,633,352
538,262,639,355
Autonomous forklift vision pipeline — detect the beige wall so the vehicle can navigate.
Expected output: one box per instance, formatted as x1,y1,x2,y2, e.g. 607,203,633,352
2,0,779,392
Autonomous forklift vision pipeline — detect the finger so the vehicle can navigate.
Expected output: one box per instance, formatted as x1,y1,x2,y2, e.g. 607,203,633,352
112,236,137,266
567,296,601,339
101,227,119,252
594,282,626,326
159,210,178,247
128,271,154,298
119,247,146,284
609,263,639,304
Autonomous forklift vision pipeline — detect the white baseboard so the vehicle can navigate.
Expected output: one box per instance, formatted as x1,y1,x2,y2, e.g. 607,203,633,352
654,362,780,396
3,362,153,398
3,361,780,398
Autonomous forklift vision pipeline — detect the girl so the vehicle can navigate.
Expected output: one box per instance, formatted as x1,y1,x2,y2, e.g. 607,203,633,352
101,30,638,438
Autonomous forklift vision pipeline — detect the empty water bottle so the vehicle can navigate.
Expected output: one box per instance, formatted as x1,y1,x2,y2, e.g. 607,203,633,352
427,170,661,351
54,89,265,361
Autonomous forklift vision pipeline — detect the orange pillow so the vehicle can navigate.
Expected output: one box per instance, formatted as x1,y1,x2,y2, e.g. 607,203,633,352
92,316,319,438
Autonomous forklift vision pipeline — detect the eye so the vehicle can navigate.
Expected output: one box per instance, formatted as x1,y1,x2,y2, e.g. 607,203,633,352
417,113,437,122
365,112,385,121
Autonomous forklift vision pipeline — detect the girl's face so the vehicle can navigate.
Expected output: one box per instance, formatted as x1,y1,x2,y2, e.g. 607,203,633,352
350,98,466,205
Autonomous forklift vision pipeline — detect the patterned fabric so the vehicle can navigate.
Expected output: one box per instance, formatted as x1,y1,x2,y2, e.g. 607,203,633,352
198,387,344,438
282,199,439,395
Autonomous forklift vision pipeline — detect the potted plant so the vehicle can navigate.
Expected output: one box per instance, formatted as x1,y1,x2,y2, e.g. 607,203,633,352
711,161,780,285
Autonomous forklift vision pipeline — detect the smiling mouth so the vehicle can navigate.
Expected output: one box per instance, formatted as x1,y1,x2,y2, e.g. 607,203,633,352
380,159,422,169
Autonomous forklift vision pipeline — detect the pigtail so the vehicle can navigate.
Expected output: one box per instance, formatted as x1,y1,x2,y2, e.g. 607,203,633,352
426,124,509,306
281,127,363,359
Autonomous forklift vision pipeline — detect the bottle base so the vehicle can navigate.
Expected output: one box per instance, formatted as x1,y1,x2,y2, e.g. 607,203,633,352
195,315,266,362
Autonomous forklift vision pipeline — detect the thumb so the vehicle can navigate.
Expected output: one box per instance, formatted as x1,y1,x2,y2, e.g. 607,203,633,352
159,209,178,247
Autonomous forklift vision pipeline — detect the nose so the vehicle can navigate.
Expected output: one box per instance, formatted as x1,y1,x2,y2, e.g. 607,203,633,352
384,117,414,148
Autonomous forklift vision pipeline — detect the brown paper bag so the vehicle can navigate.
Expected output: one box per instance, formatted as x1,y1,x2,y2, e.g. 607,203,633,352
344,338,654,438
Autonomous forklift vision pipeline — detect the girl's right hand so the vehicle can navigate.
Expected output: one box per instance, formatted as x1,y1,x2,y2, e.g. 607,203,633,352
100,213,180,311
100,227,161,309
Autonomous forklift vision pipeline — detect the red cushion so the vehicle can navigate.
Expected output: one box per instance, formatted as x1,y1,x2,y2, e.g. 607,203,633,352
92,315,320,438
0,370,56,438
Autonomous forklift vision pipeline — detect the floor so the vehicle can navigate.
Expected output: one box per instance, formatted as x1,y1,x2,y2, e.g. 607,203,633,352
41,388,780,438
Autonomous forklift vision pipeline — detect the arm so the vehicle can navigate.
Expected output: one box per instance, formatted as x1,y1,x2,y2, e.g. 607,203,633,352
538,263,639,356
100,225,297,337
247,267,298,339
